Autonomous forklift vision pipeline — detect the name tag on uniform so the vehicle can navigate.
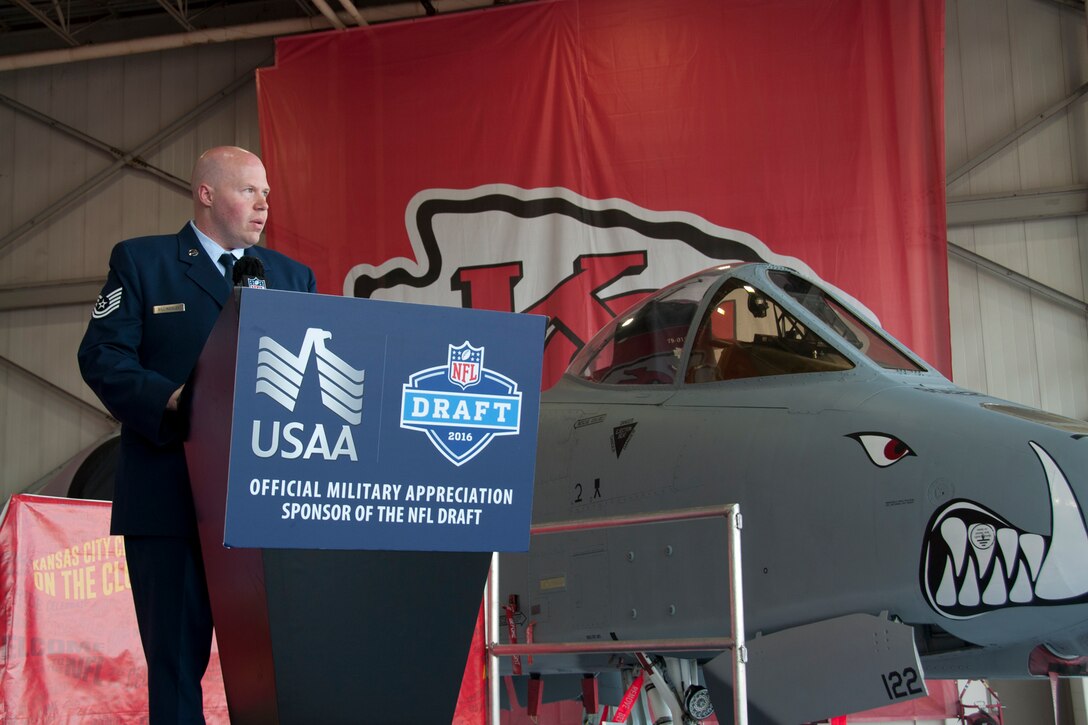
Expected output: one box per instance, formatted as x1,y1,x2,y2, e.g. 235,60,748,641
153,303,186,314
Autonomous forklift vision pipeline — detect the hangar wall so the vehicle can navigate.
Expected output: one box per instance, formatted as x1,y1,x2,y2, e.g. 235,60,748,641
0,38,273,496
945,0,1088,419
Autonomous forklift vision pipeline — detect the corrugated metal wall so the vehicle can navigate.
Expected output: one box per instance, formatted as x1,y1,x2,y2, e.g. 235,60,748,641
946,0,1088,420
0,39,272,497
0,0,1085,505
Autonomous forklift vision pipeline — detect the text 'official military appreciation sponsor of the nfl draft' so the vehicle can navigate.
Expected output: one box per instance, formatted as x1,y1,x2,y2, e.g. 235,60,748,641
221,289,545,552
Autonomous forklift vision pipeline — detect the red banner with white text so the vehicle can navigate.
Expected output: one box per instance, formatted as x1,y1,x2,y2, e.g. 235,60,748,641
0,495,227,723
257,0,948,385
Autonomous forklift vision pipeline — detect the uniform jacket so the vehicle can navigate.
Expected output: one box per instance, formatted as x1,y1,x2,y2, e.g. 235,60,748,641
78,224,316,536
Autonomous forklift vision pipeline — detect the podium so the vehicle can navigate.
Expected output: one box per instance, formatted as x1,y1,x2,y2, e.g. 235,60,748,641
185,289,544,724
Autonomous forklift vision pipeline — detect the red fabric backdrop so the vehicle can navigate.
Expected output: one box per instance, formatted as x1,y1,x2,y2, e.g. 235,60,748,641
257,0,948,385
0,495,228,723
254,1,947,720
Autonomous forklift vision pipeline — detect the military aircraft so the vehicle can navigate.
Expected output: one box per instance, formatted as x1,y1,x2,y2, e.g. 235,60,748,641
494,261,1088,724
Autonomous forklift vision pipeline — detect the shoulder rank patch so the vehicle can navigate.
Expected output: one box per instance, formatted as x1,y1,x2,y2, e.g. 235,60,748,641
91,288,122,319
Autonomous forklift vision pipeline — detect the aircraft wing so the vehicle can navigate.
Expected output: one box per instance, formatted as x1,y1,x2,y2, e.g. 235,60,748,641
703,613,926,725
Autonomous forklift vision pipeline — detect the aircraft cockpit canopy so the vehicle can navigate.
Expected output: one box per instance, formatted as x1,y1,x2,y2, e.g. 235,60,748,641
767,270,925,372
569,265,926,386
572,273,717,385
683,276,854,383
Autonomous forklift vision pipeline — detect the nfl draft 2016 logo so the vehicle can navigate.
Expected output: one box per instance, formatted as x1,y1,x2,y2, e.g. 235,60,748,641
400,342,522,466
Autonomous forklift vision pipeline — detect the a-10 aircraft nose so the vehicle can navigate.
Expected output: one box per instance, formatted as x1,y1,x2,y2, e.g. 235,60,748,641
887,391,1088,659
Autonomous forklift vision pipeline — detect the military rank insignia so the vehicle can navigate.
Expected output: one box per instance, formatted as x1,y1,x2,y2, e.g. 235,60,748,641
91,288,122,319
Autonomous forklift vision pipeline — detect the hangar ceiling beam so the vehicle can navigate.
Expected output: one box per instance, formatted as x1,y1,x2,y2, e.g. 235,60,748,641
0,17,326,71
948,242,1088,316
0,57,269,259
0,1,494,71
310,0,347,29
1044,0,1085,11
0,278,106,313
337,0,368,26
946,81,1088,187
947,184,1088,225
0,352,116,424
8,0,79,47
152,0,197,32
0,92,190,194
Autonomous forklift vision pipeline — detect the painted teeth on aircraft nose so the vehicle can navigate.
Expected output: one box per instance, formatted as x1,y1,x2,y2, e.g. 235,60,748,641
959,558,981,606
936,559,957,607
931,513,1035,613
1010,564,1033,603
1020,533,1045,581
941,517,967,576
982,557,1008,605
937,520,1049,610
998,527,1019,573
923,443,1086,618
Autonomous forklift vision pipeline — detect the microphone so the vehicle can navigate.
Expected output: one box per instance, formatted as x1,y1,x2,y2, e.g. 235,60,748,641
232,255,266,288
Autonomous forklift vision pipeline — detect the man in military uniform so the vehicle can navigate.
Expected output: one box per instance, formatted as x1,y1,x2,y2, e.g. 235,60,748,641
79,146,316,723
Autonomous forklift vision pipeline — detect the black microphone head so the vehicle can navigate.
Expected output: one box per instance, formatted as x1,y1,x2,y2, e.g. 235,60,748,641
233,255,266,288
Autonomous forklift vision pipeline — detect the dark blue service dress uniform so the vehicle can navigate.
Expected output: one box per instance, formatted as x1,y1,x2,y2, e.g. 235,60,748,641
78,224,315,723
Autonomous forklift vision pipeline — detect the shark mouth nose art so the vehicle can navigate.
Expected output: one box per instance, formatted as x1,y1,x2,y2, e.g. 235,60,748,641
921,442,1088,619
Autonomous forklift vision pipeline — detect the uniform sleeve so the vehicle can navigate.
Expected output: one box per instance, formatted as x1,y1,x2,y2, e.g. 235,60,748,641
77,242,185,446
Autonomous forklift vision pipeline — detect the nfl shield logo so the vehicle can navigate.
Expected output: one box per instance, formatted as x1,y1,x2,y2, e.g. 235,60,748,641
447,342,483,390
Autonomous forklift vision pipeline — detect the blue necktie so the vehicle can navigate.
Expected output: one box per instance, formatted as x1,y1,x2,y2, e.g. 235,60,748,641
219,253,236,291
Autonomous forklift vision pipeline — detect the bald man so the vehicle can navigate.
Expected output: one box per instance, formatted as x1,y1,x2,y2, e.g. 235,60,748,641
79,147,315,723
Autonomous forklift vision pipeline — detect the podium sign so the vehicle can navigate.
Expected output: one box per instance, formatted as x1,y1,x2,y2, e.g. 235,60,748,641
221,289,545,552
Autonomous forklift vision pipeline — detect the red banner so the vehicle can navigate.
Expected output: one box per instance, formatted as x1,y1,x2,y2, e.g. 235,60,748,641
0,495,227,723
255,2,946,720
257,0,948,384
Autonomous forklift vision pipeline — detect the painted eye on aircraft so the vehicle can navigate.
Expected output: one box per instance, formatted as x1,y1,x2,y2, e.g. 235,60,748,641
847,433,916,468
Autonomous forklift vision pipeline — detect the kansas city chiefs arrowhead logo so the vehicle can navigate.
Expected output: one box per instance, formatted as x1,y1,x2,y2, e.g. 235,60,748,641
343,185,865,374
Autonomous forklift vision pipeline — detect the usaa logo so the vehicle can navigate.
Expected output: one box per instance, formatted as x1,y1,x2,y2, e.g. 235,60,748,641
400,342,522,466
250,328,366,461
